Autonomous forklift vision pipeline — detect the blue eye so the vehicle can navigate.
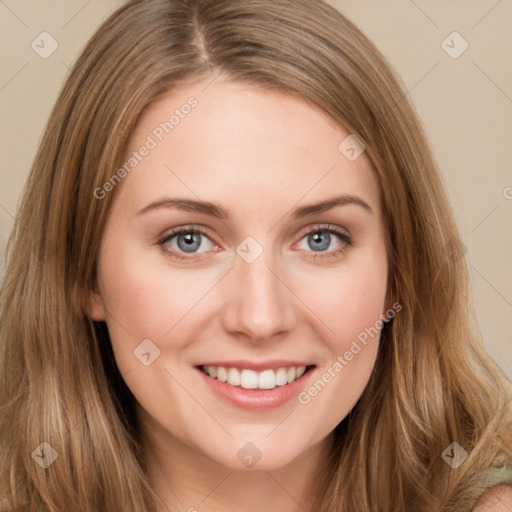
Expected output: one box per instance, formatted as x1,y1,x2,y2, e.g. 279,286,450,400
159,227,215,260
301,231,335,252
159,224,352,262
297,225,352,259
173,232,203,253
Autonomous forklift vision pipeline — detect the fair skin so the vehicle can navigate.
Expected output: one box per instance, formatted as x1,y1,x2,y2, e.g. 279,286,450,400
86,78,512,511
87,76,394,511
474,485,512,511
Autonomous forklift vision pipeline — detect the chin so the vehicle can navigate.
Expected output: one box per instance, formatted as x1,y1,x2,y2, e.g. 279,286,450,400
204,436,316,472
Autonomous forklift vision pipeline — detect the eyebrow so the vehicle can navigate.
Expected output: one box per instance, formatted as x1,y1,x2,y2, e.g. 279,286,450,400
136,194,373,219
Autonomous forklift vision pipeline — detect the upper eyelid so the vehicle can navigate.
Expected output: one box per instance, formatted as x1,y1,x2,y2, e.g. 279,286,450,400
296,223,350,238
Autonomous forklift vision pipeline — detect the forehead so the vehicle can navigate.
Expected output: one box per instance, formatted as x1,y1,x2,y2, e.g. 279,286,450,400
115,78,381,217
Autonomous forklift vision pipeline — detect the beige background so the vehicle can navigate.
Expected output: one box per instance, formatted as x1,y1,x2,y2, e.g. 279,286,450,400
0,1,511,377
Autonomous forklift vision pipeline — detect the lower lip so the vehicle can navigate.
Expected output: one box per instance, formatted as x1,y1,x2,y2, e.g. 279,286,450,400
195,366,316,411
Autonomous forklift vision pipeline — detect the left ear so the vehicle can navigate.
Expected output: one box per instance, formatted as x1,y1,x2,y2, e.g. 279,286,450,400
383,283,397,317
73,282,106,321
86,290,106,322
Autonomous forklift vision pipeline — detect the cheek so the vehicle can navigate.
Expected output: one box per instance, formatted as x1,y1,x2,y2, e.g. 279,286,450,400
327,270,386,342
304,251,388,345
98,242,214,340
297,251,387,422
95,245,216,406
297,246,387,399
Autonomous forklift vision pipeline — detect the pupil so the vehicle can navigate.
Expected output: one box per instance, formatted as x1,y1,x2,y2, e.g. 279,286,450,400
178,233,201,252
309,232,330,252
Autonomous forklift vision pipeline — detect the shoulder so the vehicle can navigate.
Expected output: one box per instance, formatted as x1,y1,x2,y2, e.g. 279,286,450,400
473,484,512,511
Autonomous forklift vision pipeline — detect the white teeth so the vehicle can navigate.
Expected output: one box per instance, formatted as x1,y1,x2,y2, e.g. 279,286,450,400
201,365,308,389
258,369,276,389
240,369,258,389
217,366,227,382
275,367,288,386
227,367,241,386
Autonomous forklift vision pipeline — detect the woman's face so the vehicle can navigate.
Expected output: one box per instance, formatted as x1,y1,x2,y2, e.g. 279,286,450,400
89,78,390,471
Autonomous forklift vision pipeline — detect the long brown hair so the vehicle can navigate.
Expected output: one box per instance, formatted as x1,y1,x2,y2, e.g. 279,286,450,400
1,0,511,510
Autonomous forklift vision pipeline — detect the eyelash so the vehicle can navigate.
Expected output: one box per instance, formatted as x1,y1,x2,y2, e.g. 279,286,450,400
158,223,352,262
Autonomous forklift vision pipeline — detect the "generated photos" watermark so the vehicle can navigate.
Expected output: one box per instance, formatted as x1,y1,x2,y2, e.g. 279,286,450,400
94,96,198,200
298,301,402,405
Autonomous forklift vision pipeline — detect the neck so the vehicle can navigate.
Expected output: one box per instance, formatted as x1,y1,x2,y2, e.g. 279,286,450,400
140,415,335,512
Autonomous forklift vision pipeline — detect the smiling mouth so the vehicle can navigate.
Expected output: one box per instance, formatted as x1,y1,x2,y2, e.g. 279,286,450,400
197,364,315,390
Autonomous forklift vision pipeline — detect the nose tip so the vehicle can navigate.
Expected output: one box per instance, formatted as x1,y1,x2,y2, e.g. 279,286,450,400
221,253,295,342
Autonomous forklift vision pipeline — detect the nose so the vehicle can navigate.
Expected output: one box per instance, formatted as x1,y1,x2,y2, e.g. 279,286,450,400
221,245,296,343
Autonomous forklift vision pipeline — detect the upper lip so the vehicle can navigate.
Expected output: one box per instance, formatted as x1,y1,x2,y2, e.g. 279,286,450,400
195,360,314,371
